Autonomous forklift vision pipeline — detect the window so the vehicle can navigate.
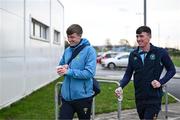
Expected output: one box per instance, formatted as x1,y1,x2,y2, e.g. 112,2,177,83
54,30,61,44
31,18,49,41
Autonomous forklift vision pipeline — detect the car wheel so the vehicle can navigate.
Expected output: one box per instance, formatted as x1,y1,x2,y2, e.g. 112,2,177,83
108,63,116,69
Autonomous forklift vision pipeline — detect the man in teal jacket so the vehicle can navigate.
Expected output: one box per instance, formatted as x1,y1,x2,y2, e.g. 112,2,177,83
57,24,96,120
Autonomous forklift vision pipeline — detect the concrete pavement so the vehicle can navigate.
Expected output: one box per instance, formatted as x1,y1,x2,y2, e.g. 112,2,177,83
94,102,180,120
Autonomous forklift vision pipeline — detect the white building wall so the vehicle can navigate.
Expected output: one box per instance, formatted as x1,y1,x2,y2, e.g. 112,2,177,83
0,0,25,108
25,0,52,95
0,0,64,109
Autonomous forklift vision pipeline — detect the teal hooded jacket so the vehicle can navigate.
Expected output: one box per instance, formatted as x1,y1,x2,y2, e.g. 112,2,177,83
59,38,96,101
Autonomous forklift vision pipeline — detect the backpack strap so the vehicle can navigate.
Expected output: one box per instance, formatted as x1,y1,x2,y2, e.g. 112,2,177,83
67,44,87,65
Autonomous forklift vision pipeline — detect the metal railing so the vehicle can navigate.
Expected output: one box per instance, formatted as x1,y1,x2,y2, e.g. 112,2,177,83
92,79,122,120
55,79,168,120
164,84,168,119
55,82,63,120
54,79,122,120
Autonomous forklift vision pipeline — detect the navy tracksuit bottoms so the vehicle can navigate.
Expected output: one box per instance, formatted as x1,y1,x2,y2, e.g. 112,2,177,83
136,101,161,119
59,97,93,120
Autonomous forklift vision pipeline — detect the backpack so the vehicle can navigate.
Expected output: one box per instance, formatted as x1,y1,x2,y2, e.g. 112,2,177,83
92,77,101,96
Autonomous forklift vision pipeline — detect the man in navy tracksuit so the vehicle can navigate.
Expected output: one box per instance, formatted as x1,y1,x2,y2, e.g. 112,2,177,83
115,26,176,119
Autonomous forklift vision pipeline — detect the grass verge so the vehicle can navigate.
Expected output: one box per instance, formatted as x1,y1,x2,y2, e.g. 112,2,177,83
172,57,180,67
0,77,177,119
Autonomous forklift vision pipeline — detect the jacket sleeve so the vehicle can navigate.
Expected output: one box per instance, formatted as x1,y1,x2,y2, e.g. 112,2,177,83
66,47,96,79
120,53,134,88
159,49,176,85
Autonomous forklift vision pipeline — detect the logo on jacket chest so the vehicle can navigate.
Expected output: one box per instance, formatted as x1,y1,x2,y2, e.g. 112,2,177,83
133,56,138,61
150,54,156,60
133,53,156,63
75,54,80,60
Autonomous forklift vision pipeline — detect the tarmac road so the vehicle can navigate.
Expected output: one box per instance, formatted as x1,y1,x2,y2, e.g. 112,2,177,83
95,64,126,80
96,64,180,101
167,67,180,100
167,78,180,101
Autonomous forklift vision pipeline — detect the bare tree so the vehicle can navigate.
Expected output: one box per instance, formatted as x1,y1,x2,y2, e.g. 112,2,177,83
133,40,138,47
105,38,113,50
119,39,130,46
64,37,69,48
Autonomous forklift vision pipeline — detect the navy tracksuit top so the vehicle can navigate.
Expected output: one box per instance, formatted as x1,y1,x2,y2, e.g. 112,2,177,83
120,44,176,102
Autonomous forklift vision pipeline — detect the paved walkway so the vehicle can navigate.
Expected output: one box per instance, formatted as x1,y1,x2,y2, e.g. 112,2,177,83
94,102,180,120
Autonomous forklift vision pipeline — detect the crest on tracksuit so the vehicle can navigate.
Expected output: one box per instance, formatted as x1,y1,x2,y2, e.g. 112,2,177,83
134,56,138,60
150,54,156,60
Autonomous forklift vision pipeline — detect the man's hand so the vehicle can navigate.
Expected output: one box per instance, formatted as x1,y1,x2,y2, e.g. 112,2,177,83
151,80,161,88
115,87,123,97
63,64,69,69
56,65,68,75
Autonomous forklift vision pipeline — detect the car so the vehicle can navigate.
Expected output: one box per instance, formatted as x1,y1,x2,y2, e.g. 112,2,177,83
96,52,104,64
97,51,119,64
101,52,130,69
98,51,119,64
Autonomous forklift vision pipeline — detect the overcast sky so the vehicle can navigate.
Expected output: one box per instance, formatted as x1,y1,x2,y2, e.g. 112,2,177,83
60,0,180,49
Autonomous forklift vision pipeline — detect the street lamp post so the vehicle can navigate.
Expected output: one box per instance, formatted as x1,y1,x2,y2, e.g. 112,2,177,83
144,0,146,26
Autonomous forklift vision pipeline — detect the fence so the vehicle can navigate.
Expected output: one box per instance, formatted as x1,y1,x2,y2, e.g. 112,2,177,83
55,79,168,120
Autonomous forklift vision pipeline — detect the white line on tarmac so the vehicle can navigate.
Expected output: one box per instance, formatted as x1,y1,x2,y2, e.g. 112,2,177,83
168,92,180,102
170,116,180,120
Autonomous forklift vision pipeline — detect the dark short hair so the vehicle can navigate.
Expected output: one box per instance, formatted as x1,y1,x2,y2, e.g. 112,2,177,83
136,26,151,36
66,24,83,36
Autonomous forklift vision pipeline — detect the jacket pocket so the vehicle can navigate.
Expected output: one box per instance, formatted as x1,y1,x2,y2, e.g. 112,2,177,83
147,83,162,98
